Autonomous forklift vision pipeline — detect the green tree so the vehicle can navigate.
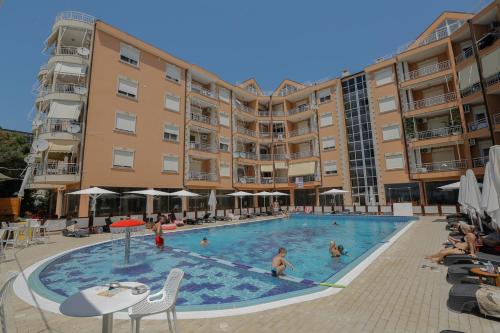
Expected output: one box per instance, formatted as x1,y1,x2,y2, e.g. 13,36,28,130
0,128,30,197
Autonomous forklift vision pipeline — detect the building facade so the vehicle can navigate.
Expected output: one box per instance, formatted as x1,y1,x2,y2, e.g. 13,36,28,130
22,2,500,217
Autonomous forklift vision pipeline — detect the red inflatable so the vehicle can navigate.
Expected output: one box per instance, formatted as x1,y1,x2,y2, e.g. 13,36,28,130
161,224,177,231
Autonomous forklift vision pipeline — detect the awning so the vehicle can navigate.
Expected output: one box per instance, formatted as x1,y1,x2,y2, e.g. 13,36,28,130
274,162,287,169
49,143,76,153
288,161,316,176
48,101,82,120
261,164,273,172
54,62,87,76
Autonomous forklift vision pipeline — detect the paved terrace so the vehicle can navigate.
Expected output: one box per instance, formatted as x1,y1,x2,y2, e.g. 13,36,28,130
1,216,500,333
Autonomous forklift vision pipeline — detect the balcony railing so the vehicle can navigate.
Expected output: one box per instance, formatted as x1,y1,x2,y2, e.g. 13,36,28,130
234,151,257,160
259,154,273,161
259,131,271,139
485,72,500,88
55,11,96,25
415,21,464,49
238,176,256,184
235,104,254,114
187,171,218,182
274,154,288,160
288,104,310,116
402,92,456,112
468,118,489,132
288,126,316,137
236,127,257,137
273,132,286,140
189,141,218,153
191,85,215,98
54,46,90,58
460,82,482,98
40,119,80,134
477,32,500,51
189,113,218,125
412,159,467,173
472,156,489,168
33,162,79,176
290,175,319,183
290,151,316,159
275,177,288,184
407,125,462,141
272,111,286,117
258,111,270,117
39,83,87,97
404,60,451,81
455,48,474,64
495,113,500,125
260,177,273,184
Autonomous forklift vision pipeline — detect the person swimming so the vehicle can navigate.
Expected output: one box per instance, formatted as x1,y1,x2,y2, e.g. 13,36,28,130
332,221,338,226
200,237,208,246
329,241,348,257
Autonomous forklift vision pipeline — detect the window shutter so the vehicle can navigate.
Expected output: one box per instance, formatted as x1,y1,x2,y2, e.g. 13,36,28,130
163,155,179,172
113,149,134,168
115,113,136,132
219,87,230,103
374,68,393,86
324,161,338,174
378,96,396,113
165,94,180,112
118,79,137,96
322,136,336,149
166,64,181,82
120,44,139,64
320,113,333,127
220,161,230,177
219,113,230,126
382,125,400,141
385,154,404,170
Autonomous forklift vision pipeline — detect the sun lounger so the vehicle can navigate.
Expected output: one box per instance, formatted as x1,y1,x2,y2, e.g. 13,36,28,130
447,284,480,313
443,252,500,266
62,228,88,238
227,213,242,221
447,264,483,284
199,213,216,223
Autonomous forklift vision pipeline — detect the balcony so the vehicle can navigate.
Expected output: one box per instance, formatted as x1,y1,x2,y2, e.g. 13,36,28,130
259,154,273,161
290,150,317,160
477,32,500,51
39,119,81,140
468,118,489,132
274,154,287,160
190,85,215,98
290,174,319,183
402,92,457,112
288,126,317,138
55,11,96,25
460,82,482,98
495,113,500,125
275,177,288,184
455,48,474,64
260,177,273,184
234,151,257,160
33,162,79,184
188,113,218,126
272,111,286,117
472,156,489,168
258,110,270,117
412,159,467,173
288,104,310,116
259,131,271,139
187,171,218,182
407,125,462,141
485,72,500,89
272,133,286,140
188,141,218,153
403,60,451,81
38,83,87,99
235,104,254,115
236,127,257,137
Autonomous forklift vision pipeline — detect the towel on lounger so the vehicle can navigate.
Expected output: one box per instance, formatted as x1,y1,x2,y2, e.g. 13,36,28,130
476,285,500,318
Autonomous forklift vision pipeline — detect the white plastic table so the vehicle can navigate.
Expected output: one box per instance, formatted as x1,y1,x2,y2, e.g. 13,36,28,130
59,282,149,333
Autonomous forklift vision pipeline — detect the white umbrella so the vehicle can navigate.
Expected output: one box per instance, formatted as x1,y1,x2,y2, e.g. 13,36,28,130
227,191,253,211
481,161,500,230
438,181,461,190
369,186,376,205
270,191,288,196
125,189,171,214
465,169,483,231
255,191,273,209
171,189,200,197
208,190,217,217
458,175,467,212
320,188,348,212
67,187,118,219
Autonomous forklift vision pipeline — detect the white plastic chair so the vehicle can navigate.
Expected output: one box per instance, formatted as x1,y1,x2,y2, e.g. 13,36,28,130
129,268,184,333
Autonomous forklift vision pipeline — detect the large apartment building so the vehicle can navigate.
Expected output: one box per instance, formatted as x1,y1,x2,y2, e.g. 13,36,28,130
21,2,500,217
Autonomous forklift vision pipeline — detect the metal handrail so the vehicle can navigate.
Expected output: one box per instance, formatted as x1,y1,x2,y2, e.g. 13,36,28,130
259,154,273,161
187,171,218,181
33,162,79,176
460,82,482,98
288,127,316,137
468,118,489,132
273,133,286,140
191,85,214,98
275,177,288,183
54,46,90,58
472,156,489,168
455,48,474,64
288,104,310,115
236,127,257,137
404,60,450,81
40,119,80,134
290,175,318,183
234,151,257,160
189,113,218,125
412,159,467,173
258,111,270,117
407,125,462,140
55,11,96,25
477,32,500,50
260,177,273,184
238,176,256,184
272,111,286,117
274,154,288,160
259,132,271,139
495,113,500,125
485,72,500,88
235,103,254,114
189,141,218,153
39,83,87,97
290,151,316,159
402,92,456,112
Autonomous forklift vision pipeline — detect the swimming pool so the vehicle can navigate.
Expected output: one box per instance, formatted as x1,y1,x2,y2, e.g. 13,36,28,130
25,215,415,313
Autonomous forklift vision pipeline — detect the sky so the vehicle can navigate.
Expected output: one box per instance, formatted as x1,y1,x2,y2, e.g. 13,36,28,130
0,0,485,132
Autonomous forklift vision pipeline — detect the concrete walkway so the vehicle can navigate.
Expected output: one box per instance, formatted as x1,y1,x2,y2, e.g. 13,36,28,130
1,216,500,333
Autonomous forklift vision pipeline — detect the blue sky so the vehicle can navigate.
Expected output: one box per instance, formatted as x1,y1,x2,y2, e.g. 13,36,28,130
0,0,480,131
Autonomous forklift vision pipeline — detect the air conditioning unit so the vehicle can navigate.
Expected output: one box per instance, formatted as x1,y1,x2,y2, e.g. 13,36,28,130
463,104,471,113
469,138,476,146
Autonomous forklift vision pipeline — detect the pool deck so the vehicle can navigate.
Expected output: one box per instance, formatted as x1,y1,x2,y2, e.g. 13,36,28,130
2,216,500,333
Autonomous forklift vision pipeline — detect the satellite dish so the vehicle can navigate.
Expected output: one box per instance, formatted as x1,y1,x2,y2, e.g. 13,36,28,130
32,139,49,153
74,86,88,95
77,47,90,56
67,124,81,134
24,154,36,164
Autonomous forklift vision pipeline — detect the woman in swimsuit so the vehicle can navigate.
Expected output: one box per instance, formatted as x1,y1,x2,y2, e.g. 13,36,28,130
425,225,476,264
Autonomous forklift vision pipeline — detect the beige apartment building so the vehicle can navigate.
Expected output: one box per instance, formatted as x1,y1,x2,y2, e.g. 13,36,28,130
21,2,500,218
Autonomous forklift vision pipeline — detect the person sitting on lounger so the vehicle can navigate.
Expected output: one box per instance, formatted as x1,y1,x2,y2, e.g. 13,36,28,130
67,221,79,233
272,247,295,277
425,225,476,264
200,237,208,246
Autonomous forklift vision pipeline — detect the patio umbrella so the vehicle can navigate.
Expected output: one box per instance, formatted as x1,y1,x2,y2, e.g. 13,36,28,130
457,175,467,213
438,181,461,190
67,187,118,219
369,186,376,205
481,161,500,230
227,191,253,212
255,191,273,210
125,189,172,214
320,188,348,212
208,190,217,217
171,189,200,212
465,169,483,232
270,191,288,196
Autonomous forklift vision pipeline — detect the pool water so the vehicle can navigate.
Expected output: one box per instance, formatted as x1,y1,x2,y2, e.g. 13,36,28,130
31,215,413,310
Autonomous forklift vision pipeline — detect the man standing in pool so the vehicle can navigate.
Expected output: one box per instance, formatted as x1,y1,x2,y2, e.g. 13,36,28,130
154,218,164,250
272,247,295,277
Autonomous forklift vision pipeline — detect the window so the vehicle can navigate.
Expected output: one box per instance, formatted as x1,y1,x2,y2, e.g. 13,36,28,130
318,88,331,103
113,149,134,168
320,113,333,127
165,94,180,112
378,96,397,113
324,161,338,175
166,64,181,83
219,136,230,151
385,153,404,170
322,136,336,150
219,87,230,103
382,124,400,141
163,155,179,172
220,161,230,177
120,43,139,66
115,112,136,133
163,124,179,142
117,78,138,99
219,112,230,127
374,68,393,86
